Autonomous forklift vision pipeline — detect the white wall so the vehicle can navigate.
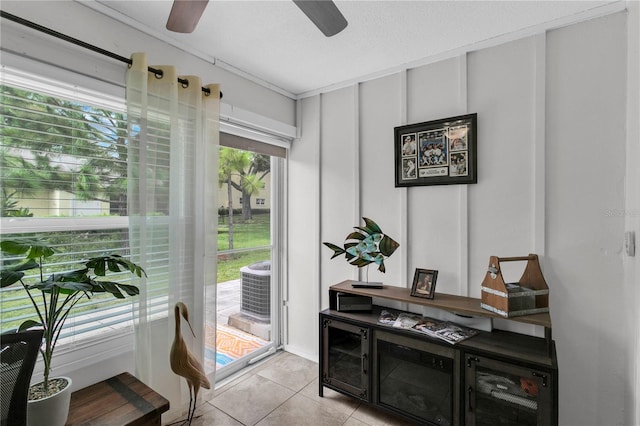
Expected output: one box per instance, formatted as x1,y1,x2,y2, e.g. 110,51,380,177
288,9,638,426
627,3,640,423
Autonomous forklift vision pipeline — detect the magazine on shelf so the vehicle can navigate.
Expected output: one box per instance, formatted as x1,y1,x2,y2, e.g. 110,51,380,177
377,310,398,326
392,312,423,329
377,310,478,344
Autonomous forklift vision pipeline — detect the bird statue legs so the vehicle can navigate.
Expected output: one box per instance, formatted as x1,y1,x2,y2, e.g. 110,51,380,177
169,302,212,425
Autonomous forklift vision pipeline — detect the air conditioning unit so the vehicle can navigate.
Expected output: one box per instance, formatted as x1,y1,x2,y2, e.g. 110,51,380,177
240,261,271,321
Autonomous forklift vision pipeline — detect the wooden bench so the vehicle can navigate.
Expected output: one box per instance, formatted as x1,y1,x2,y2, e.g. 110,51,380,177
65,372,169,426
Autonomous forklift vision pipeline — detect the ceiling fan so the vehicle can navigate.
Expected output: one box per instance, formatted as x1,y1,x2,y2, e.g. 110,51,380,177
166,0,348,37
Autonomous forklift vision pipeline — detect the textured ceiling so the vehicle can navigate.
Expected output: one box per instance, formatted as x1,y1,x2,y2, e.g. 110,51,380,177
90,0,621,97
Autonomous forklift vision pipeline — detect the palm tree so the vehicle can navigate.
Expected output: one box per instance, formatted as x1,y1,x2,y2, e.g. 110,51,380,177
218,148,250,250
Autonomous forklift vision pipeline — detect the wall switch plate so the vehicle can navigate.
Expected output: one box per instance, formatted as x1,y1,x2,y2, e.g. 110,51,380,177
625,231,635,257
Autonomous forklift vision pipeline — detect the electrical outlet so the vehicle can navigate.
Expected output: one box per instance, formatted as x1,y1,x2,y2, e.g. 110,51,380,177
625,231,635,257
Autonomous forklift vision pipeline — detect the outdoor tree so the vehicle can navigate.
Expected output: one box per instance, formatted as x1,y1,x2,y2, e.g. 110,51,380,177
0,85,129,216
218,147,269,249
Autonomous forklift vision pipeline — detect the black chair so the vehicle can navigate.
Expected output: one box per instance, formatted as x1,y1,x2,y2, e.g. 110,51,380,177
1,329,43,426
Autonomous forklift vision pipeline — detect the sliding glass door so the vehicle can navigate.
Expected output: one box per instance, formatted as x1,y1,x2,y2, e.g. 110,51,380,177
205,143,283,381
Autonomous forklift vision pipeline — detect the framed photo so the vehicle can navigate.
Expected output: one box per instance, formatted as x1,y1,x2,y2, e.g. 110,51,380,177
394,113,477,187
410,268,438,299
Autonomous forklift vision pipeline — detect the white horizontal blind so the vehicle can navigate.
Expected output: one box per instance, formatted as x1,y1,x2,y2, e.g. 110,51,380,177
0,73,169,343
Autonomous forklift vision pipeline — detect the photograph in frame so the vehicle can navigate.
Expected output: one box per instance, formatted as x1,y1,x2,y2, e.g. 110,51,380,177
410,268,438,299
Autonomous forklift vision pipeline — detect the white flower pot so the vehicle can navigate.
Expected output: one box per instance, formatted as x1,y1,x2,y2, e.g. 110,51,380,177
27,377,72,426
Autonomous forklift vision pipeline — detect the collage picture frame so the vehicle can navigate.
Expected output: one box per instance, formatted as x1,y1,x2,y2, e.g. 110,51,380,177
395,113,477,187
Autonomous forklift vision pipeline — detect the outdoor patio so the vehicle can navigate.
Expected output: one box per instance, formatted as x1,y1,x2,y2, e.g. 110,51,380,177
204,279,271,374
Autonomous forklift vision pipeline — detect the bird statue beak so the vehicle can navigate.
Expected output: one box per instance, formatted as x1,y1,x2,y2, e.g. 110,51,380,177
185,319,196,338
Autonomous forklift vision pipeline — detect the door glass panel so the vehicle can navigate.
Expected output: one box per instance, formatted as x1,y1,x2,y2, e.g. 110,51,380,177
328,326,363,389
207,146,278,380
474,366,540,426
378,340,453,425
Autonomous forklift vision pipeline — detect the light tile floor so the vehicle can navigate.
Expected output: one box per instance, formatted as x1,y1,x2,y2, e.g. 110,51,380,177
164,351,415,426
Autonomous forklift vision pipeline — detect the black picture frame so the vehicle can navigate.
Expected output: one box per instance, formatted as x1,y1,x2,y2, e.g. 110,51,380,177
395,113,477,187
410,268,438,299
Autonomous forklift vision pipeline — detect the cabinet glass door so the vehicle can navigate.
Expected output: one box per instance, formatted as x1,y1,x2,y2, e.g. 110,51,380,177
466,354,553,426
322,318,369,400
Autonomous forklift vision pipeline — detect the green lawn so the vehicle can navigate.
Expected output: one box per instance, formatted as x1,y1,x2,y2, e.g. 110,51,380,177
217,212,271,282
217,213,270,251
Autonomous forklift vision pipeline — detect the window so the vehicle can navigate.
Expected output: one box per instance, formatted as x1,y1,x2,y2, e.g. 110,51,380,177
0,72,156,345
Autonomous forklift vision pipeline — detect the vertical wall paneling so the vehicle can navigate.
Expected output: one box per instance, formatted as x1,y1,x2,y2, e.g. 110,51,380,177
458,54,469,297
359,74,404,286
320,87,359,305
317,94,324,314
534,33,546,256
406,58,463,296
399,70,409,289
546,12,627,425
354,84,362,282
626,4,640,424
467,37,536,297
286,95,321,359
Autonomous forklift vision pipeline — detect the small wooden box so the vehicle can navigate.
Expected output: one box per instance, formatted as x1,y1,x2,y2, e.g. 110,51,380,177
480,254,549,318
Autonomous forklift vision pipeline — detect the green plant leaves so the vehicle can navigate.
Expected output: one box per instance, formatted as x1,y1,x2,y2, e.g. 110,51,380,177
0,237,147,389
0,238,55,259
85,254,147,278
0,259,39,287
29,279,93,293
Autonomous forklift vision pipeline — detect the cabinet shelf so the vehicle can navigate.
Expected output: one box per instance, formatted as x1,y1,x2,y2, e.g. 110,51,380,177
329,280,552,328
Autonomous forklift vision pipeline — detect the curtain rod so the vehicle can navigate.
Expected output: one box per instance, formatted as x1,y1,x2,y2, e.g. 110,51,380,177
0,10,222,98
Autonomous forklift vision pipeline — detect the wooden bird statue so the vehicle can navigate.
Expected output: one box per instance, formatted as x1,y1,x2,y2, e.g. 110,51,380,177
170,302,211,425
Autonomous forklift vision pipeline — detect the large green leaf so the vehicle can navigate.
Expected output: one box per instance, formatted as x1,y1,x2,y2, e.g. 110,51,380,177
115,283,140,297
0,270,24,288
97,282,125,299
85,255,147,278
0,259,39,287
0,238,55,259
29,280,92,293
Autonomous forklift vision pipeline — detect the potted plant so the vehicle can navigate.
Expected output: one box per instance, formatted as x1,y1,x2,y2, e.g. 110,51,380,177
0,237,146,426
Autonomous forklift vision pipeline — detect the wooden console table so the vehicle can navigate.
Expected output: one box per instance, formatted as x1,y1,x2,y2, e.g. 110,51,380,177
66,372,169,426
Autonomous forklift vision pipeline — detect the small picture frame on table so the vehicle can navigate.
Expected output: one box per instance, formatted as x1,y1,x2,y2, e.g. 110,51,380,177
410,268,438,299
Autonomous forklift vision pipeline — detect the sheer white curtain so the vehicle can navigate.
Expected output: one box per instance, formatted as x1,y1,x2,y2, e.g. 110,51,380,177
126,52,219,418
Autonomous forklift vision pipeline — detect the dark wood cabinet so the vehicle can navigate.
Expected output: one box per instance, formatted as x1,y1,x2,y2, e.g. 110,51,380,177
320,316,370,401
320,281,558,426
464,353,556,426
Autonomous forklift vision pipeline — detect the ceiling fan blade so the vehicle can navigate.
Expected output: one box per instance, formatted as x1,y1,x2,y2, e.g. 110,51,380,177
166,0,209,33
293,0,348,37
